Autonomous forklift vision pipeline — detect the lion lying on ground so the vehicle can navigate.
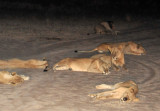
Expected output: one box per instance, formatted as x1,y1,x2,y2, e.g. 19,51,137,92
94,21,119,35
75,41,145,70
53,56,114,74
0,71,29,85
0,58,49,72
89,80,139,102
91,53,125,71
75,41,146,56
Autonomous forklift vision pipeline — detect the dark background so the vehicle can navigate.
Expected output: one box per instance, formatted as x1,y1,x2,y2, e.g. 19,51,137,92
0,0,160,18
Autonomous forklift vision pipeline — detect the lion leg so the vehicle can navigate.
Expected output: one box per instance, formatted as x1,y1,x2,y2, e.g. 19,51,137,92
43,66,51,72
98,61,111,75
87,59,109,74
98,50,104,53
88,91,114,100
87,60,104,74
53,65,71,71
112,64,120,71
122,64,128,71
118,57,127,71
96,81,124,90
101,66,110,75
96,84,115,89
95,66,110,75
87,67,103,73
104,68,110,75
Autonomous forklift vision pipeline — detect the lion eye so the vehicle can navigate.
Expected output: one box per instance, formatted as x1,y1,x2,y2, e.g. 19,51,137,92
123,97,128,101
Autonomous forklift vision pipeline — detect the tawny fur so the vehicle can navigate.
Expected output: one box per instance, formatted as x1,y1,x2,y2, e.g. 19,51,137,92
91,53,123,71
0,71,29,85
89,80,139,102
75,41,146,55
109,47,126,70
0,58,48,69
53,57,112,74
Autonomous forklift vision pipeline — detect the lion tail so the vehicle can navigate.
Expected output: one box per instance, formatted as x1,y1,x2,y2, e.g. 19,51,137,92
74,49,97,53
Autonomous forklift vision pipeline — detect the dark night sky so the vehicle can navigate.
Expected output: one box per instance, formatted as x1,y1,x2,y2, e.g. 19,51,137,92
0,0,160,17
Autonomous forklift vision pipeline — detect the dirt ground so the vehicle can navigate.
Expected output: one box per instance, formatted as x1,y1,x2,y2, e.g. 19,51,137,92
0,17,160,111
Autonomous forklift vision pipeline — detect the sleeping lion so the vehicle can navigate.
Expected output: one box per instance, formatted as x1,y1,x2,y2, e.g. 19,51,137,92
0,71,29,85
0,58,49,72
53,56,114,74
75,41,146,56
89,80,139,102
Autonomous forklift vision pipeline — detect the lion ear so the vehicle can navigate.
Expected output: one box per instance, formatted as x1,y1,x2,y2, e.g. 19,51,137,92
43,57,46,61
130,88,135,93
11,72,16,76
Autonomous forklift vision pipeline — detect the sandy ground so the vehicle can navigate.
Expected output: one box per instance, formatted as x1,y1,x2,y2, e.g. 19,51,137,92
0,17,160,111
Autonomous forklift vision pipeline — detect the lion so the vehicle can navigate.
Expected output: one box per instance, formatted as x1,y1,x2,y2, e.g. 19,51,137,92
53,57,112,74
75,41,146,56
75,41,146,70
0,58,49,72
88,80,139,102
0,71,29,85
91,53,125,71
94,21,119,35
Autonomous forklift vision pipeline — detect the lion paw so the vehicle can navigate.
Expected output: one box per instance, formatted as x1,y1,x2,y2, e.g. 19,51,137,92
88,94,98,98
103,71,110,75
96,84,108,89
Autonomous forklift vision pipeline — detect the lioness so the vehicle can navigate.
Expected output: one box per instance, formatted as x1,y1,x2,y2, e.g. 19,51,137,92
75,41,146,56
53,57,112,74
91,53,125,71
89,80,139,102
0,58,49,72
94,21,119,35
0,71,29,85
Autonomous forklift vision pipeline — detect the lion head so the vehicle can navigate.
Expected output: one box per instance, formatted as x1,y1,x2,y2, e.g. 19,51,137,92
124,42,146,55
120,87,139,102
0,71,29,85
